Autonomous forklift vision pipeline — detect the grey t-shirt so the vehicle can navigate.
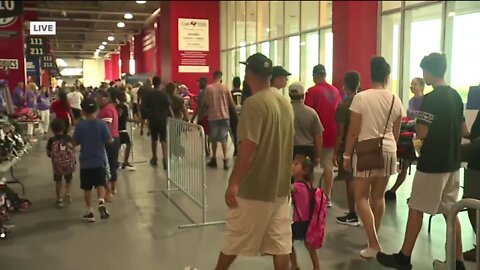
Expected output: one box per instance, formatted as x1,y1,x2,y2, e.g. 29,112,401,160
292,100,324,146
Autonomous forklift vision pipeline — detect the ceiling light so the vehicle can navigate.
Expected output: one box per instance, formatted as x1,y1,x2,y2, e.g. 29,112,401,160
96,49,101,52
124,13,133,20
55,58,68,67
108,35,115,41
117,21,125,28
101,41,107,45
136,1,147,4
448,11,456,17
99,45,105,50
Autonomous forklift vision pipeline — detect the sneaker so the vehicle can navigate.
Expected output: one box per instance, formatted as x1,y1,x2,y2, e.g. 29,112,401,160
56,199,64,208
207,158,218,168
98,204,110,220
64,193,72,205
464,246,477,262
223,159,229,171
385,190,397,201
360,247,379,259
150,158,158,166
376,252,412,270
327,200,333,208
122,163,136,171
336,213,360,227
83,212,95,222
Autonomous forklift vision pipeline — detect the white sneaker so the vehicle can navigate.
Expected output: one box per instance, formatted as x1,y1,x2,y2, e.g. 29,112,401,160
123,164,136,171
360,247,380,259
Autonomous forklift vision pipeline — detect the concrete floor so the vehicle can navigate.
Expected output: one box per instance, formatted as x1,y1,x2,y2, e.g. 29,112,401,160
0,131,477,270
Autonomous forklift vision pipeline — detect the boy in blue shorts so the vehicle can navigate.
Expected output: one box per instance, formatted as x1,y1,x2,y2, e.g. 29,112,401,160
72,98,112,222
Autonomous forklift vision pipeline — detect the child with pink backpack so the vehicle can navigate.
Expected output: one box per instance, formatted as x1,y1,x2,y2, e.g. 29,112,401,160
290,156,327,270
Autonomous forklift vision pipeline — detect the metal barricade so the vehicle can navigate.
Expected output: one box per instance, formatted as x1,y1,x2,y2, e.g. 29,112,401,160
165,118,224,229
433,199,480,270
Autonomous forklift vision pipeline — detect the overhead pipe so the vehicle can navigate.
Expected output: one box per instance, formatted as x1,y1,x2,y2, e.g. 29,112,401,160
24,7,152,17
38,17,146,24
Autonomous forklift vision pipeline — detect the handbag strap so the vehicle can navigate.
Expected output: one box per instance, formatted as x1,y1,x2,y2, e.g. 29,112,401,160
382,95,396,140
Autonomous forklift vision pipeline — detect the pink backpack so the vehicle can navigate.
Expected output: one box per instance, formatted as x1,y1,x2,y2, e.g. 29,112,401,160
51,139,76,175
305,187,327,249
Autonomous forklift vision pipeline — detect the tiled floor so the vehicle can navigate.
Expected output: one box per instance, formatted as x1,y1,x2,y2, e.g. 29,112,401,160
0,132,477,270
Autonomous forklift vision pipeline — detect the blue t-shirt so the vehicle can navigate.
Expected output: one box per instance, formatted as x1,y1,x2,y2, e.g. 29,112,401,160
73,119,112,169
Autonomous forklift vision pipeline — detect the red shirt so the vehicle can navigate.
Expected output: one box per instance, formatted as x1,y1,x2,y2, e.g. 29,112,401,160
304,82,342,148
50,100,71,121
97,103,119,138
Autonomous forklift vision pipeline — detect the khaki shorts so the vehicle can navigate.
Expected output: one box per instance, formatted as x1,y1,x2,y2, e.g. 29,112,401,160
409,170,460,215
221,196,292,256
320,148,334,171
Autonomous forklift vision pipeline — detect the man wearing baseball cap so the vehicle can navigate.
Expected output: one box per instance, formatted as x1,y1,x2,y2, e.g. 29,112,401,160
271,66,291,90
216,53,294,270
305,64,342,207
289,82,324,167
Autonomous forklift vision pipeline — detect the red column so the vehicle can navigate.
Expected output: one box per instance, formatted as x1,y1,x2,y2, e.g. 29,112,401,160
110,53,120,80
133,33,144,74
120,43,130,75
0,16,26,92
104,59,112,81
332,1,378,91
154,16,162,78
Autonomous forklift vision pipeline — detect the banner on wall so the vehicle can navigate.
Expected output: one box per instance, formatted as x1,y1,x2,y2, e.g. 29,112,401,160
26,56,40,86
178,18,209,73
0,1,23,19
26,36,48,57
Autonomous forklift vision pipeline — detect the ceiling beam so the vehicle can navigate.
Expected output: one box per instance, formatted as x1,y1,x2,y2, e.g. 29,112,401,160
38,17,146,24
25,7,152,17
54,42,124,46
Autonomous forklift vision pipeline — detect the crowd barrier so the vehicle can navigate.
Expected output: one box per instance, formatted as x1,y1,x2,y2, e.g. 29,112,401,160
433,199,480,270
165,118,224,229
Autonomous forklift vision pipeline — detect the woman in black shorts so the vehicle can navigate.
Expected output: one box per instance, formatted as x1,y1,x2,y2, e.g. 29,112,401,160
116,93,136,171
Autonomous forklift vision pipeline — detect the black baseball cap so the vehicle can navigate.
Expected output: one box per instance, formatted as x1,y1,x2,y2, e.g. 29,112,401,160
240,53,273,77
312,64,327,76
271,66,291,80
81,97,98,113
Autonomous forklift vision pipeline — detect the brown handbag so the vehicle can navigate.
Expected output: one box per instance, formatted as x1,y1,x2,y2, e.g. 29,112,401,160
355,95,395,172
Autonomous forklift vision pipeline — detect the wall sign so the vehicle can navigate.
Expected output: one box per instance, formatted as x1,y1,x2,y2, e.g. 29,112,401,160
178,18,209,52
0,58,18,69
26,36,48,57
30,21,56,36
0,1,23,19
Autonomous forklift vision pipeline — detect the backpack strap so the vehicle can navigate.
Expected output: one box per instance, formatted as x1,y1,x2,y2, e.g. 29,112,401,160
291,192,304,221
300,181,316,220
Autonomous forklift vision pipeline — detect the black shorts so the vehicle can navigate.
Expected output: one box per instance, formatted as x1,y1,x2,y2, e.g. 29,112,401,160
293,145,315,161
54,173,73,182
72,108,82,120
140,108,149,120
292,221,309,241
132,103,139,115
80,167,106,191
119,132,131,145
149,121,167,142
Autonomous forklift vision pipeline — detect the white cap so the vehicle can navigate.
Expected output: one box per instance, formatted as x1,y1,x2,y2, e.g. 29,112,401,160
288,82,305,96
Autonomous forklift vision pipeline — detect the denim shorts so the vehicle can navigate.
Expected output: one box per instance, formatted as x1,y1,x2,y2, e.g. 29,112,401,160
209,119,230,143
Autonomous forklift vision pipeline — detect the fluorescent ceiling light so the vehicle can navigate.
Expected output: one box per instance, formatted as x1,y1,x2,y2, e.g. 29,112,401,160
55,58,68,67
101,41,107,45
117,21,125,28
136,1,147,4
99,45,105,50
95,49,101,52
124,13,133,20
108,35,115,41
60,68,83,76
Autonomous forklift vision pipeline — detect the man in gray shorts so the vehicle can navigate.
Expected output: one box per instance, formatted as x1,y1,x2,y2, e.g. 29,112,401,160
377,53,468,270
205,71,236,170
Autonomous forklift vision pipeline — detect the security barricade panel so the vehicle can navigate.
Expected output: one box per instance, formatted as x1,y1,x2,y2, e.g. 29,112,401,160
433,199,480,270
165,118,224,229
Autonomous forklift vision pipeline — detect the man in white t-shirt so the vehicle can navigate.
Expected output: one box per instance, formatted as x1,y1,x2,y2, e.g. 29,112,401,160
67,87,84,121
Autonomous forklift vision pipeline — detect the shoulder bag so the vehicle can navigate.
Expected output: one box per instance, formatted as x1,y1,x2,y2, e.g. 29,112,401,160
355,95,395,172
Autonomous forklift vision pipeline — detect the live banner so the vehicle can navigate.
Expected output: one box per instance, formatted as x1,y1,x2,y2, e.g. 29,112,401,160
0,1,23,18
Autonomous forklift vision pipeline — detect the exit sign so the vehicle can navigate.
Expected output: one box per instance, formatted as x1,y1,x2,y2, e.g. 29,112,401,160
30,21,56,35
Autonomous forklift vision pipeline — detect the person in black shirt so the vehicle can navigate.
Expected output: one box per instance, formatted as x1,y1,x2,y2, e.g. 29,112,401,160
462,110,480,261
334,71,360,227
145,76,172,169
116,92,137,171
378,53,468,270
107,81,122,104
138,78,153,136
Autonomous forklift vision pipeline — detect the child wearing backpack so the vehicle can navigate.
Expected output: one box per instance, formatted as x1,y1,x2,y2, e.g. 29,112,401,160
290,156,326,270
47,119,76,208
